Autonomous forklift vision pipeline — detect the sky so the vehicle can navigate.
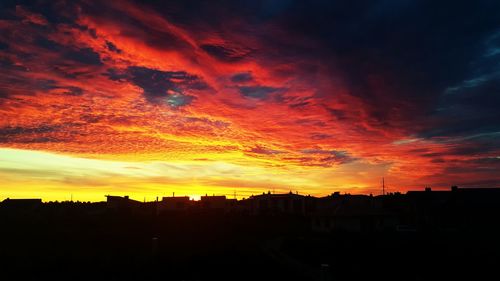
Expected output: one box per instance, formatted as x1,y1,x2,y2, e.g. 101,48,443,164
1,0,500,201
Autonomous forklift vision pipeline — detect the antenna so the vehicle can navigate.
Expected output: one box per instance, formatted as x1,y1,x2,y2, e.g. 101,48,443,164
382,177,385,195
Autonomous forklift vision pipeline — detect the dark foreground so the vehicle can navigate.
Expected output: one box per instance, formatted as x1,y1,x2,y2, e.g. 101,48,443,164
1,203,499,281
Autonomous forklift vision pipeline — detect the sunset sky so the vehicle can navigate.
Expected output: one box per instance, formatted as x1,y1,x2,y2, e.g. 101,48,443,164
1,1,499,201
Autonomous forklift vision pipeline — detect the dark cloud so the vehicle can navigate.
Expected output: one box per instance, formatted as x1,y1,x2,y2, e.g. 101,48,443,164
0,41,9,50
32,36,102,66
328,108,348,121
80,114,101,124
239,86,281,100
468,157,500,165
88,27,97,38
278,95,312,109
104,68,128,82
0,74,83,99
451,141,500,156
200,44,251,62
183,117,230,129
0,122,87,144
419,135,500,158
228,0,500,138
34,79,58,91
302,149,340,155
105,41,122,53
418,77,500,140
0,124,65,143
0,56,28,72
126,66,207,106
231,72,253,83
310,133,332,140
301,149,355,164
3,0,78,25
0,124,61,135
164,93,195,107
40,80,84,96
0,136,62,143
63,86,84,96
247,145,283,155
128,66,189,104
283,149,355,167
443,164,499,175
0,89,9,99
77,1,192,52
34,36,62,50
64,47,102,66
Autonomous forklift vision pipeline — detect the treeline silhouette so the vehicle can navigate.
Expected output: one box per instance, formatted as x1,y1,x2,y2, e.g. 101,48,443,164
1,186,500,281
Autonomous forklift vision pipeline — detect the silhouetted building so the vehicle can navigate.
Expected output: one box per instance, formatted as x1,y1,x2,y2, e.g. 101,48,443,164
200,195,237,211
312,194,401,232
246,192,315,215
158,196,192,212
1,198,42,211
407,186,500,231
105,195,141,213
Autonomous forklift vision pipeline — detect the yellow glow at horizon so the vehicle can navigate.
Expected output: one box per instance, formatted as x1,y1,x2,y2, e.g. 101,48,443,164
0,148,384,202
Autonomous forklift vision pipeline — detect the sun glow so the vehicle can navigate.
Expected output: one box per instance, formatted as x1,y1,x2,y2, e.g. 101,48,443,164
1,148,369,202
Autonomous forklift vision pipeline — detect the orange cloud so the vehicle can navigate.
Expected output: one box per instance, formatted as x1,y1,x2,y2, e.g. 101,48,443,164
1,1,499,201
